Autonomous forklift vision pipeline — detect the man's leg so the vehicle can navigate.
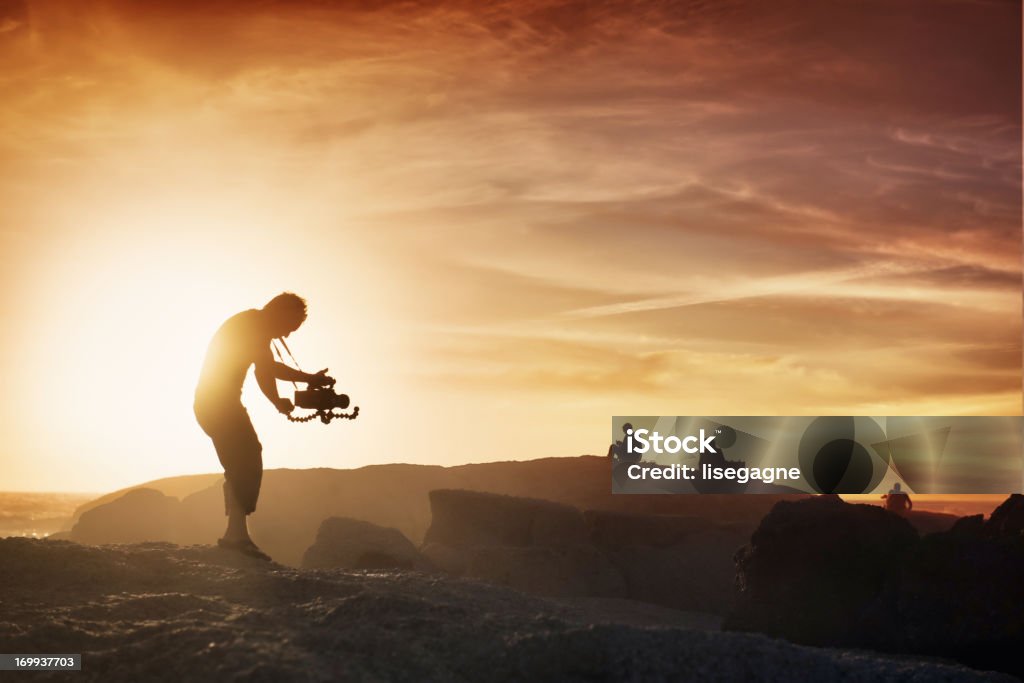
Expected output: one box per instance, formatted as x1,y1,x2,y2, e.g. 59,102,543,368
222,479,251,543
198,402,268,558
212,409,266,557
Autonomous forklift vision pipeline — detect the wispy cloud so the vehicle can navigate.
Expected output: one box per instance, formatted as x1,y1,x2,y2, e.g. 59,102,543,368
0,0,1019,488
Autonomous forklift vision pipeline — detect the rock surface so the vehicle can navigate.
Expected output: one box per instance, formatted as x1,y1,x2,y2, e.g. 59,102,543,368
1,538,1009,683
302,517,427,570
461,543,626,598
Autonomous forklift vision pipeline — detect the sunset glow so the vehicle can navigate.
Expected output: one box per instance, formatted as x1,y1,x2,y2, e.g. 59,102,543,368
0,0,1020,492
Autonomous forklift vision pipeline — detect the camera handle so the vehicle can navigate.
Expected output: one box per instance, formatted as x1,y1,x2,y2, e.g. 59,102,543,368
272,338,360,424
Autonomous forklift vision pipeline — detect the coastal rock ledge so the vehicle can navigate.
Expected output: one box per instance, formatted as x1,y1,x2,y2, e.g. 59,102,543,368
0,538,1013,682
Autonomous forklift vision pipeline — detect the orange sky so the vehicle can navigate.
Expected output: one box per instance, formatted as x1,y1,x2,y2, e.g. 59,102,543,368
0,0,1020,492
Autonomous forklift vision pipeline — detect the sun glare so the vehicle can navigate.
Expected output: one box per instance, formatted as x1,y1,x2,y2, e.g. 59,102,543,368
10,191,399,490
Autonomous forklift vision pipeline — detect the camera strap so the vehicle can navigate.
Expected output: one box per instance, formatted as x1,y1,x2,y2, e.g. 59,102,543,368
275,337,301,371
271,338,301,392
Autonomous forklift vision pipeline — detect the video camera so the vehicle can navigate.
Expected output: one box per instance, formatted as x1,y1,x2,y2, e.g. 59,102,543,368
294,386,351,412
291,380,359,424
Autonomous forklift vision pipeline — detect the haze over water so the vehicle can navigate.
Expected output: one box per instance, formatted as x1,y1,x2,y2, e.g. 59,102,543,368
0,491,97,538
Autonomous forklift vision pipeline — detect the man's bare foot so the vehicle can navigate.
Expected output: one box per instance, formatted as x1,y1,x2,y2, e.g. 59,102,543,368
217,537,272,561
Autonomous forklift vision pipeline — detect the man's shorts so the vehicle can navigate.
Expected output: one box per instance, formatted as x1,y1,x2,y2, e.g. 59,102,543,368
194,399,263,515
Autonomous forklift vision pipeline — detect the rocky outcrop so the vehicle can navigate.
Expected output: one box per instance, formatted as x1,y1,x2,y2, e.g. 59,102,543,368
1,539,1012,683
69,485,224,551
68,457,804,566
302,517,427,570
423,490,621,597
985,493,1024,537
877,504,1024,675
586,511,747,613
423,490,751,612
70,489,182,545
725,495,1024,678
902,509,959,536
424,489,589,548
725,495,918,645
586,510,717,549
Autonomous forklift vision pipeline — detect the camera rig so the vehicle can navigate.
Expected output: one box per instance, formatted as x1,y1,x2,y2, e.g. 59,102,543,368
273,338,360,425
290,386,360,424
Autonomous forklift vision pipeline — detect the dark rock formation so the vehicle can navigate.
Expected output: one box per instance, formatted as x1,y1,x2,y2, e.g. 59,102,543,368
876,500,1024,676
725,495,918,645
302,517,427,570
586,511,716,549
423,490,751,613
726,494,1024,678
902,509,959,536
587,511,747,613
425,489,589,548
985,493,1024,537
423,489,620,597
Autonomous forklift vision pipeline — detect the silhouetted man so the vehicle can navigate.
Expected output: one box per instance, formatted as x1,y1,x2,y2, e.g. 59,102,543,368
194,293,333,560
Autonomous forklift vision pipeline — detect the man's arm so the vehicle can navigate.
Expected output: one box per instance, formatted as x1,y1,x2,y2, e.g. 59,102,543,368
254,345,337,413
254,347,294,414
269,361,324,384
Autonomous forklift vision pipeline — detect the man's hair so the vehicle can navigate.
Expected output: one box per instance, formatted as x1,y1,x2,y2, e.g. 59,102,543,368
263,292,308,322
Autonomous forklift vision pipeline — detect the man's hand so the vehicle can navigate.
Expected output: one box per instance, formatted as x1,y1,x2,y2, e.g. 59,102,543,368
306,368,336,388
274,397,294,415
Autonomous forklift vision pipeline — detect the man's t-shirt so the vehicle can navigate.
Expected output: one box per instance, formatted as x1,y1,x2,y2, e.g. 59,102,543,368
195,309,272,409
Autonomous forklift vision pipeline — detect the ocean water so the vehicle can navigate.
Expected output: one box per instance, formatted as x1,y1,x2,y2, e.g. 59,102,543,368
0,491,97,538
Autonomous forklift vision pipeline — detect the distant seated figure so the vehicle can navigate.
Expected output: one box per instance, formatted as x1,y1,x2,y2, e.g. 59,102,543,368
608,422,641,463
882,482,913,514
